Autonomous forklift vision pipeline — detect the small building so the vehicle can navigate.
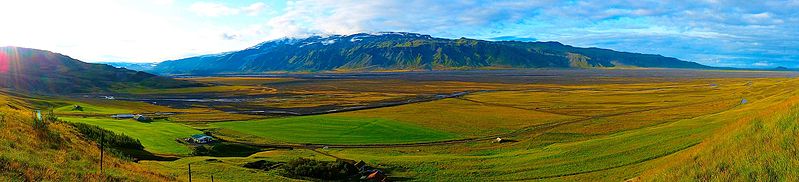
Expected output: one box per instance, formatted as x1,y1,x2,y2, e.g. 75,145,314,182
134,114,151,122
363,170,387,182
493,137,503,143
189,134,214,144
111,114,135,119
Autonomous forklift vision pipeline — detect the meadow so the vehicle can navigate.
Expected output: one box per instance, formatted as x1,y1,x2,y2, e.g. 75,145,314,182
7,69,798,181
210,116,459,144
61,117,203,155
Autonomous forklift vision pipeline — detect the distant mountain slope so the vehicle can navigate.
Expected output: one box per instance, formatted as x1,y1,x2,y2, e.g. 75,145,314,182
0,47,199,93
153,32,710,74
103,62,158,72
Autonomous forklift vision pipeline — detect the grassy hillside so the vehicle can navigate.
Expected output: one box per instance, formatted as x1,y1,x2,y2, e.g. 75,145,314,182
0,92,174,181
640,88,799,181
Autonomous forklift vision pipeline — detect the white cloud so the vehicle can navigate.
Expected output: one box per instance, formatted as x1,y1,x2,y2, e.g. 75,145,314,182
259,0,549,39
753,61,772,67
189,2,239,17
189,2,268,17
242,2,267,16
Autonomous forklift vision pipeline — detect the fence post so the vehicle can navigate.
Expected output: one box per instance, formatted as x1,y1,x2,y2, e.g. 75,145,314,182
188,164,192,182
100,131,104,173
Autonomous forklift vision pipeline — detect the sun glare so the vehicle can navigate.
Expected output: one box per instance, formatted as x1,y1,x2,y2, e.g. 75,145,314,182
0,51,9,74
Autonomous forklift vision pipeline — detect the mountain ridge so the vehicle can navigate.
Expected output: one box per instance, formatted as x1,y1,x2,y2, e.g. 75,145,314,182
0,46,199,93
148,32,711,74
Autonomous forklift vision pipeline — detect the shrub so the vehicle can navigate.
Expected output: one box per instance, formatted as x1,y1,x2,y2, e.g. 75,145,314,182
44,109,58,122
191,142,261,157
243,160,282,171
281,158,359,180
32,111,47,130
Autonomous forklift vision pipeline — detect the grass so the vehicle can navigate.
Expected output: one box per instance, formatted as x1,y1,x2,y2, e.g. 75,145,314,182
53,102,133,115
316,78,799,181
210,116,459,144
6,72,797,181
0,93,175,181
333,98,579,136
141,151,323,182
640,86,799,181
61,117,202,155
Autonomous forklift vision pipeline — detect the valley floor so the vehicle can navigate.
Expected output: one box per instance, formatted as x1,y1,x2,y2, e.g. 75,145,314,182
4,69,799,181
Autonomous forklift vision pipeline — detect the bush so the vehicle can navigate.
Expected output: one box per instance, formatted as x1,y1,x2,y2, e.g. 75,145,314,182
243,160,282,171
281,158,359,180
192,142,261,157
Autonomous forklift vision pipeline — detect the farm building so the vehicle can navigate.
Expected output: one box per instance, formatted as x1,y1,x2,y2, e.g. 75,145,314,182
361,170,387,182
133,114,151,122
111,114,135,119
493,137,503,143
189,134,214,144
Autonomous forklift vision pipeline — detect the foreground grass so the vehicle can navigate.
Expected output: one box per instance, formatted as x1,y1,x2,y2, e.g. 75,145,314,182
211,116,459,144
641,92,799,181
61,117,202,155
0,94,173,181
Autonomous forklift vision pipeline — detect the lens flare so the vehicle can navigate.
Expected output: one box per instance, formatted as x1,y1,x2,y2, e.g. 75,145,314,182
0,51,8,73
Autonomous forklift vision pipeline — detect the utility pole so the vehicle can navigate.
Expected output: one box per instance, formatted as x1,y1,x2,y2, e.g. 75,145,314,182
188,164,192,182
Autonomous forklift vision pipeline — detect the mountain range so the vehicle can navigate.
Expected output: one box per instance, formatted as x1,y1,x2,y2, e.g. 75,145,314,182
0,47,198,93
151,32,710,74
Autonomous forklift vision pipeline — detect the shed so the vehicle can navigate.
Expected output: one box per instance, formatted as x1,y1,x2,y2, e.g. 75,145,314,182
493,137,503,143
134,114,151,122
190,134,214,144
365,170,387,182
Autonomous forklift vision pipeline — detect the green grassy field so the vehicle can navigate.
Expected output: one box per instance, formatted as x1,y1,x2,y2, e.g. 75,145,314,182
332,98,579,136
14,73,796,181
210,116,459,144
61,117,202,155
317,79,798,181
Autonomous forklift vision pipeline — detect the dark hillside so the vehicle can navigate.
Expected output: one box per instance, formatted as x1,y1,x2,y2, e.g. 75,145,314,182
0,47,199,93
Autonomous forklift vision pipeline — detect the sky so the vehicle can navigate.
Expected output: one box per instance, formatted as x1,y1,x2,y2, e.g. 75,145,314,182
0,0,797,68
